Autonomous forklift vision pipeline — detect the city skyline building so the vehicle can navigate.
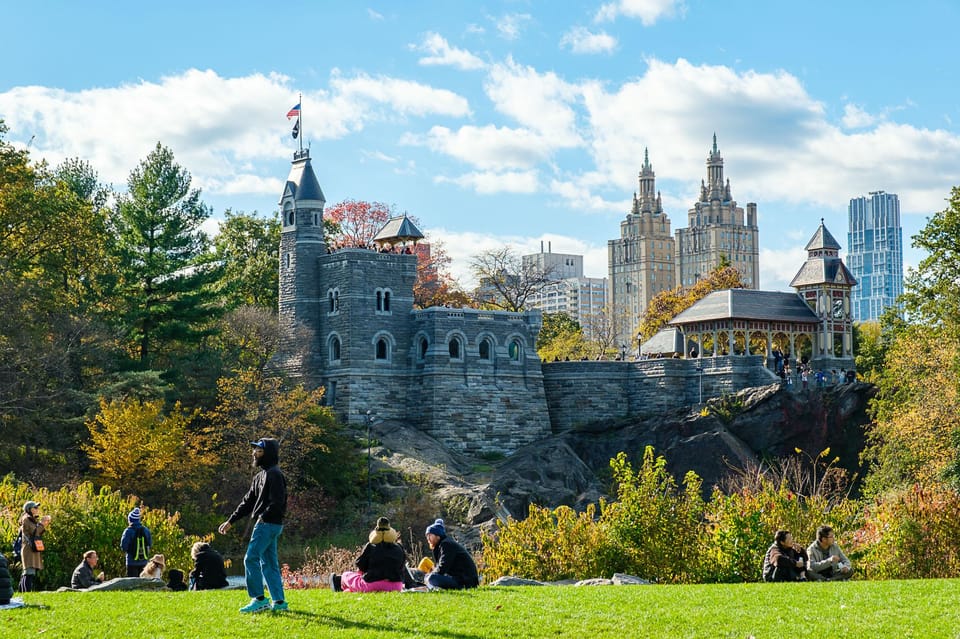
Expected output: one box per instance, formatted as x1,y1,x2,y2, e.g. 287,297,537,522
846,191,903,321
675,134,760,290
523,245,608,342
607,148,676,345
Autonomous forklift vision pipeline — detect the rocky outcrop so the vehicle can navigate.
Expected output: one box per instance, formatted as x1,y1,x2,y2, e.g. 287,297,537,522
370,382,875,534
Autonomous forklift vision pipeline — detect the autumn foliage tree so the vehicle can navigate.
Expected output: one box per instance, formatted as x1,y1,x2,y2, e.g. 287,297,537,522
638,264,745,343
324,199,394,247
83,398,215,505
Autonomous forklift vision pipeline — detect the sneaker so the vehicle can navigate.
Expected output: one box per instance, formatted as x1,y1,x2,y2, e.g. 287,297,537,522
329,573,342,592
272,601,289,612
239,598,271,613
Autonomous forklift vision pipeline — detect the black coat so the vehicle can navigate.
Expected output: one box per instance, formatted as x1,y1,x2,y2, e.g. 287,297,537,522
0,554,13,603
432,537,479,587
227,438,287,525
356,541,405,583
191,548,229,590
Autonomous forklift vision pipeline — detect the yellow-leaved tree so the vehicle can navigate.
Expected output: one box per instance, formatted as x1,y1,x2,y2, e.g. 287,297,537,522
84,398,216,504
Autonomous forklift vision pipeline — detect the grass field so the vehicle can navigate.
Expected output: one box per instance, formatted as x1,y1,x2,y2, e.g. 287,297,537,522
6,579,960,638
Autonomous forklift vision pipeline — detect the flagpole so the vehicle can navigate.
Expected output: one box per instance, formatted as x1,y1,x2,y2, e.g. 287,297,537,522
298,92,303,154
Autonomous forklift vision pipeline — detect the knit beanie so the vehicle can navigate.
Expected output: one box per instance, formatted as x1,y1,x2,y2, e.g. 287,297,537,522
425,518,446,538
128,507,142,525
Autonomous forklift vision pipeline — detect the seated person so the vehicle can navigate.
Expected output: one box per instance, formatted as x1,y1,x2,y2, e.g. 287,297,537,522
806,525,853,581
140,554,166,579
189,542,229,590
423,519,479,590
71,550,105,589
762,530,808,582
330,517,405,593
0,553,13,604
166,568,188,591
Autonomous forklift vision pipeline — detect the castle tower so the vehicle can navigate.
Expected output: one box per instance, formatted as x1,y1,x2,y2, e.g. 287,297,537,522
607,148,675,347
278,148,326,378
675,134,759,289
790,220,857,370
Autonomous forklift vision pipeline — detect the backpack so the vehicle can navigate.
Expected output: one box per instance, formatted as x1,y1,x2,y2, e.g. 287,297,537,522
133,526,149,562
13,529,23,555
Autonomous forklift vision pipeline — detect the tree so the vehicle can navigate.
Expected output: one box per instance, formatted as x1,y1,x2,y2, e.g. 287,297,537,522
324,199,393,247
211,209,280,310
899,186,960,332
638,265,745,342
413,240,473,309
470,247,556,312
110,143,224,369
537,312,588,361
586,304,625,359
83,397,216,504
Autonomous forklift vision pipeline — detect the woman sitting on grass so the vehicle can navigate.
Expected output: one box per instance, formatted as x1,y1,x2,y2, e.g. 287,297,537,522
330,517,405,593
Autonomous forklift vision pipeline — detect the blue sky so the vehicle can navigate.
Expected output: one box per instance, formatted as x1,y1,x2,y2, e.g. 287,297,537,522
2,0,958,290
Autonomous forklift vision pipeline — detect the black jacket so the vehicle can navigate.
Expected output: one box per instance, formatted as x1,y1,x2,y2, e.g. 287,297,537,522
356,541,406,583
190,547,229,590
0,554,13,603
432,536,479,587
71,560,102,589
227,438,287,525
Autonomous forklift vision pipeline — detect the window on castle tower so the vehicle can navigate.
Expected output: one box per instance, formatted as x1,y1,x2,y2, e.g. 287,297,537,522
418,337,428,360
376,338,388,360
509,340,522,361
449,338,462,360
330,337,341,362
384,291,391,312
479,339,491,360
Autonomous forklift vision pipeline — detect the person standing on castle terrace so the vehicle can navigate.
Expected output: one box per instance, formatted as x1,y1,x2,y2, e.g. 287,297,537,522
218,437,288,613
423,519,479,590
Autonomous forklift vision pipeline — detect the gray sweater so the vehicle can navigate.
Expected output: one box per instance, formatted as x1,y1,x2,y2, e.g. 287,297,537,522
806,540,852,576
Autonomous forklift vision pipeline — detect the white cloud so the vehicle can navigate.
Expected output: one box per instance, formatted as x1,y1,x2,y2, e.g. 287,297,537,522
560,27,618,54
413,32,486,70
484,58,583,145
360,150,399,163
435,169,539,194
407,124,558,171
596,0,685,24
494,13,532,40
842,103,879,129
327,70,471,119
759,246,808,291
367,8,384,20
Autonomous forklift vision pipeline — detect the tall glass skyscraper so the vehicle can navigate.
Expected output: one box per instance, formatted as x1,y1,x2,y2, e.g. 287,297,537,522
847,191,903,321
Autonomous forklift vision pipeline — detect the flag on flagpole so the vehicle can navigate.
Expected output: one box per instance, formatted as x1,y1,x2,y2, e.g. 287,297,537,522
292,119,300,139
286,103,301,119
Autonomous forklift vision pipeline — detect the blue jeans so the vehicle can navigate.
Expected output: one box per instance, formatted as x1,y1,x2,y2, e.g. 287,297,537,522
244,521,284,601
425,573,462,590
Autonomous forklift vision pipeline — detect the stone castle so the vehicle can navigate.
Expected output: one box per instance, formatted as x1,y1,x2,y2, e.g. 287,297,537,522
276,149,855,455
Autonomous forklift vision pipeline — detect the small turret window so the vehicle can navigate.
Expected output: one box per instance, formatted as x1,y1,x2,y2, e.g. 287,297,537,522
375,288,393,315
329,336,341,362
376,338,388,360
418,337,428,360
328,288,340,314
509,340,523,361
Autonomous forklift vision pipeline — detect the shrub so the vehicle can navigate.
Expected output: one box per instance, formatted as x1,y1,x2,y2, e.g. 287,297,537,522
853,483,960,580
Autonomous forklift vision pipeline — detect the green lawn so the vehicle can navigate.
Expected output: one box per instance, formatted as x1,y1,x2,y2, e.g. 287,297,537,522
7,579,960,638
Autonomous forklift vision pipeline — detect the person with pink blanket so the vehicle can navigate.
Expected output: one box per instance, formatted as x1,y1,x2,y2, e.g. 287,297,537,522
330,517,405,593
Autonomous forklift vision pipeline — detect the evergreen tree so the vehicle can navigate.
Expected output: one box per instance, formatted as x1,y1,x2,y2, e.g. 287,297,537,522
210,209,280,310
111,143,224,373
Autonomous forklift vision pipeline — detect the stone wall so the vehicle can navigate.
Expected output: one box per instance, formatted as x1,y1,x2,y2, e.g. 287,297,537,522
543,355,779,432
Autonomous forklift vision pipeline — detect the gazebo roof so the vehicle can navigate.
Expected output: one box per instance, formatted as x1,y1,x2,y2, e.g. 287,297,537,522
640,327,696,356
373,215,424,245
669,289,820,325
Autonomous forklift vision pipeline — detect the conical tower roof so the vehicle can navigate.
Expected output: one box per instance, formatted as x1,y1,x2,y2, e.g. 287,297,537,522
279,149,325,205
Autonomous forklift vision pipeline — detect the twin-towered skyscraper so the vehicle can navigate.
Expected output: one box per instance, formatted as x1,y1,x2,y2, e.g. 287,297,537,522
607,135,760,344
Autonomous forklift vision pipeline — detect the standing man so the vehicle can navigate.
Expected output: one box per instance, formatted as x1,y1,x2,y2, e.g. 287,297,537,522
218,438,288,613
423,518,479,590
806,525,853,581
120,507,152,577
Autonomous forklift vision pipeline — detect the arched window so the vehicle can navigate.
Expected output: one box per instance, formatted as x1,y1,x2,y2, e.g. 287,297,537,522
376,291,383,311
479,339,491,360
328,290,335,313
448,338,461,359
375,288,393,314
334,290,340,311
376,338,388,360
418,337,428,360
383,291,391,312
330,336,341,362
287,210,295,226
509,340,522,361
